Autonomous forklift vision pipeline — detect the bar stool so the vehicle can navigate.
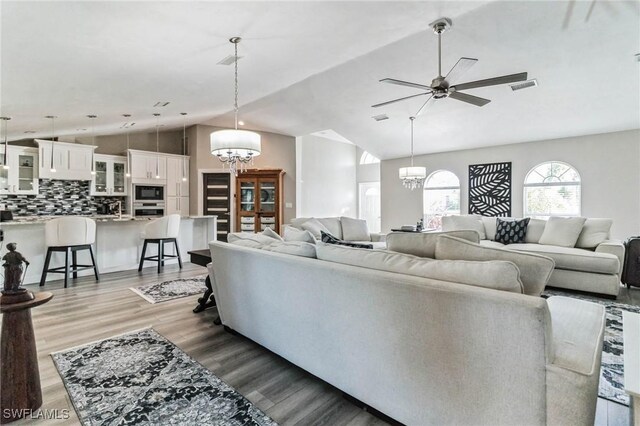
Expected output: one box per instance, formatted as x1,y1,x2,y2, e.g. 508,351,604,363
138,214,182,273
40,217,99,288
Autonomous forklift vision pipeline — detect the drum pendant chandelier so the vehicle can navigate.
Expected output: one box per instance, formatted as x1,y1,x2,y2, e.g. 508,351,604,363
398,116,426,190
210,37,261,176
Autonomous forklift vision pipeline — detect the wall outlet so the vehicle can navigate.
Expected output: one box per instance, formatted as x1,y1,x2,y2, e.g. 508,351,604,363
285,202,293,208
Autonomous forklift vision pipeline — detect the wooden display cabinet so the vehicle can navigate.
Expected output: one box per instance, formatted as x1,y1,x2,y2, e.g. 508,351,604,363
235,169,285,234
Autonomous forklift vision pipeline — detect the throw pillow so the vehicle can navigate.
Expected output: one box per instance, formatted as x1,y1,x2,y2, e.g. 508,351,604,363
320,231,373,249
262,241,317,258
524,218,546,243
441,215,486,240
283,225,316,244
227,232,278,245
495,218,530,245
340,216,370,241
538,217,587,248
575,218,612,249
262,227,283,241
300,218,331,239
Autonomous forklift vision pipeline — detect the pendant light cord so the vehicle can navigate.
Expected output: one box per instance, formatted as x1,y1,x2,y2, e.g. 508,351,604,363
234,40,239,130
410,116,415,167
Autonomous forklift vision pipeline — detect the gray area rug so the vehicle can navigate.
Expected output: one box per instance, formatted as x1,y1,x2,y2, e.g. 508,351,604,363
51,328,278,426
130,275,207,304
543,289,639,406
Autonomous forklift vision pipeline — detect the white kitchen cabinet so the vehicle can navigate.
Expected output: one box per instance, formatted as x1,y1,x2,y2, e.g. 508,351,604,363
129,150,166,184
166,155,189,216
36,139,96,181
91,154,128,196
0,146,39,195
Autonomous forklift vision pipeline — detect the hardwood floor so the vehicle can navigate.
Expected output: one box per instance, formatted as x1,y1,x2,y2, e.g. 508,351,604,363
2,265,638,425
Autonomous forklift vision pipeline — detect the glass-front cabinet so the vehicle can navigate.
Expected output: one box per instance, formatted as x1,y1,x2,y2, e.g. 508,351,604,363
0,146,39,195
90,154,128,196
235,169,284,234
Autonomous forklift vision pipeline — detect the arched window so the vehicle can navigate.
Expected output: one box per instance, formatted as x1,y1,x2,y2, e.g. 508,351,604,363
524,161,581,218
423,170,460,229
359,151,380,165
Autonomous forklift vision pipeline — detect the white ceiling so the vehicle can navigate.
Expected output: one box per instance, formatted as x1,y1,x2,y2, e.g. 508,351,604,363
1,1,639,160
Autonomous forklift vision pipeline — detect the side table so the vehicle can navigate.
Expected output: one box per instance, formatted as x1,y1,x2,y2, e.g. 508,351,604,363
0,291,53,424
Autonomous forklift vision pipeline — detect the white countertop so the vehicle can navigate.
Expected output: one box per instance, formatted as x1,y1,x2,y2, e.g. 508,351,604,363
0,215,217,226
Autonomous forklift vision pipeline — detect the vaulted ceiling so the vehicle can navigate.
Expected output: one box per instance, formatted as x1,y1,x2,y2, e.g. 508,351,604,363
1,1,639,159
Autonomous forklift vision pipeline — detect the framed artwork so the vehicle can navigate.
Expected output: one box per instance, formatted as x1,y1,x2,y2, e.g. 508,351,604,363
468,162,512,216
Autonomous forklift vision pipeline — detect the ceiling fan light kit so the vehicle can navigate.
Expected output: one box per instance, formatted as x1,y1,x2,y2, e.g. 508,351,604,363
210,37,261,177
373,17,529,117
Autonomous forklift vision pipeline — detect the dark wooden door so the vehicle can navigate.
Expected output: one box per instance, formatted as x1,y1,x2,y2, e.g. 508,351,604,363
202,173,231,242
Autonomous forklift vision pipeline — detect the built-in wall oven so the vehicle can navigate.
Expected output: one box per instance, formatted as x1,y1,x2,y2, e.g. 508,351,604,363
133,202,165,217
133,185,165,217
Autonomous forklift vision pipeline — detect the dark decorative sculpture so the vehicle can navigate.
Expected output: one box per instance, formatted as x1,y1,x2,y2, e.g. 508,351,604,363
2,243,29,295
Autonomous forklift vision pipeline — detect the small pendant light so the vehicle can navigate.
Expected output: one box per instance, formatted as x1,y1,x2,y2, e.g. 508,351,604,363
87,115,97,175
180,112,187,182
0,116,10,170
45,115,57,173
153,113,160,179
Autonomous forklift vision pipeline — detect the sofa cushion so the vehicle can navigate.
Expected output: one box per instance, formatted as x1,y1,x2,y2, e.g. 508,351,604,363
228,232,277,246
263,227,283,241
321,231,372,249
538,217,587,248
442,215,486,240
318,218,343,239
283,225,316,244
300,218,332,239
507,243,620,275
262,241,317,258
387,230,480,259
576,218,612,249
352,241,387,250
479,240,507,249
481,217,504,241
495,218,530,245
341,216,370,241
525,219,546,244
227,238,265,249
435,235,555,297
316,243,523,293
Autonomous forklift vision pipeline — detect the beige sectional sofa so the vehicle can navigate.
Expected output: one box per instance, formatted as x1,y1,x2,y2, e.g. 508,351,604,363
210,232,605,425
441,215,625,297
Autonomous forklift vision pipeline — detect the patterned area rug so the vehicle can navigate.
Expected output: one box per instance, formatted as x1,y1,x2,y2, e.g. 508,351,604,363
543,289,640,406
51,328,277,426
130,275,207,304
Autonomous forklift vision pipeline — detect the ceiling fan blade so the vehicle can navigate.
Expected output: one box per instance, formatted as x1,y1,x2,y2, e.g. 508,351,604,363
451,72,528,91
414,94,434,117
562,0,575,29
585,0,596,22
371,92,429,108
380,78,433,91
448,91,491,107
445,57,478,85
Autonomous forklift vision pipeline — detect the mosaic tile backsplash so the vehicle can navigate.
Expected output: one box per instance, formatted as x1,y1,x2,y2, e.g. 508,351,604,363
1,180,125,216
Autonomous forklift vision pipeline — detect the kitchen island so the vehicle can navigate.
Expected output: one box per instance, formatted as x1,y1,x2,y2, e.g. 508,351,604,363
0,215,217,285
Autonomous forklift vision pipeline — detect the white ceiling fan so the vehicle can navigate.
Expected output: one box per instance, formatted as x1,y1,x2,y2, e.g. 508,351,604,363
372,18,528,116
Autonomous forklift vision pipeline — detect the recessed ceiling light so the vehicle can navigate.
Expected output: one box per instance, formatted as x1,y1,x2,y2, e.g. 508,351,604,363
509,79,538,91
372,114,389,122
238,121,245,126
153,101,170,107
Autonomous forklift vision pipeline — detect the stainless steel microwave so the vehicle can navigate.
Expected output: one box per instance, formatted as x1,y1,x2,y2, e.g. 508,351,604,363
134,185,164,202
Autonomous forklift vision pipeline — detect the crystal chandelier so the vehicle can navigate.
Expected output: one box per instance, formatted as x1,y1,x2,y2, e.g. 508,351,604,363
210,37,261,176
398,116,426,190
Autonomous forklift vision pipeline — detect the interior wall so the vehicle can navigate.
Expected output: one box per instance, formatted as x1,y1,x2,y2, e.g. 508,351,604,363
189,124,296,224
296,135,356,218
381,129,640,239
